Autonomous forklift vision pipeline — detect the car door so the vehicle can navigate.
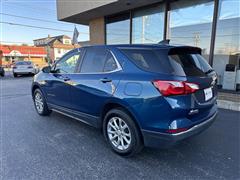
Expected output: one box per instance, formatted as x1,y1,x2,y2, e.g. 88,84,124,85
44,49,81,108
69,47,121,118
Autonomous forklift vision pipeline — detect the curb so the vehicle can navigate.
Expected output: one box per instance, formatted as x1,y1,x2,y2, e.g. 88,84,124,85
217,100,240,112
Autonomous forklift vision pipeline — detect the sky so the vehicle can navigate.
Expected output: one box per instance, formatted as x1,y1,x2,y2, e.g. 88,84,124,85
0,0,239,46
0,0,89,45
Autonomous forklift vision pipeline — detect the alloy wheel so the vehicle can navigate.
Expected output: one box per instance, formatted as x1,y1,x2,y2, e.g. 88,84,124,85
35,92,44,113
107,117,132,151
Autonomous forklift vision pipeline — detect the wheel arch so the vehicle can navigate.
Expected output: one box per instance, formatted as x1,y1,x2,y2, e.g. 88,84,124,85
31,83,43,96
101,100,144,141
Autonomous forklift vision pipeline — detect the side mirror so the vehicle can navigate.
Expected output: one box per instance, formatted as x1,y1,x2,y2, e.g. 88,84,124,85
42,66,51,73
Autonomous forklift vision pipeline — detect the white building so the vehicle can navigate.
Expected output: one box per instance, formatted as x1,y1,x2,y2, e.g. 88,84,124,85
34,35,79,61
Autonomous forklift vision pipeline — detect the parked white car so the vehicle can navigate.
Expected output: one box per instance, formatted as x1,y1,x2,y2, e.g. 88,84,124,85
13,61,38,77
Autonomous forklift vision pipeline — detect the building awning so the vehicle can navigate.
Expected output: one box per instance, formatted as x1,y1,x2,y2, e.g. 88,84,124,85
0,44,47,57
57,0,163,25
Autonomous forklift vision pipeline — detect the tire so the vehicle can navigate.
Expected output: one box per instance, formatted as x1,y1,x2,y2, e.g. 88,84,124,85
13,73,18,77
33,88,52,116
0,68,4,77
103,108,143,157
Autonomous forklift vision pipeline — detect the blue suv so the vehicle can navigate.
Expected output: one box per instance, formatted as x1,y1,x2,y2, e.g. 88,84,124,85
32,44,218,156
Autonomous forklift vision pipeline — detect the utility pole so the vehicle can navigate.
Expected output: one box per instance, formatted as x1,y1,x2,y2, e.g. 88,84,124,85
0,50,3,66
193,32,200,47
141,16,146,44
28,50,31,61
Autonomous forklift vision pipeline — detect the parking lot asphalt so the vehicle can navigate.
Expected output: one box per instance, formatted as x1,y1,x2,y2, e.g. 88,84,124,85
0,72,239,180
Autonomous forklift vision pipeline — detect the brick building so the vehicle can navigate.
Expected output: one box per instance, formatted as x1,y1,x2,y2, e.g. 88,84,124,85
0,44,47,67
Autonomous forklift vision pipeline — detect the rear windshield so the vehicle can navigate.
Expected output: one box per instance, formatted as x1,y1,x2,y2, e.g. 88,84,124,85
120,48,212,77
16,61,32,65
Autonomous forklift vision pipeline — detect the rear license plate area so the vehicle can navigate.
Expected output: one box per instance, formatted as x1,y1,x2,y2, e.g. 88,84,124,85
204,87,213,101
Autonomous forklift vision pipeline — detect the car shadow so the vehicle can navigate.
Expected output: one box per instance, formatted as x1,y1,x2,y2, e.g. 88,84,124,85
0,71,34,80
31,107,239,179
49,110,216,160
15,74,35,78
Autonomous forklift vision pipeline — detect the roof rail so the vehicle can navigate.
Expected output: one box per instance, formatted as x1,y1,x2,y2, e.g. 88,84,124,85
158,39,170,44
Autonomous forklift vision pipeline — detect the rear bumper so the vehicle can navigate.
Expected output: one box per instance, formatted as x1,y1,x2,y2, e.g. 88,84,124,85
141,111,217,148
13,69,35,74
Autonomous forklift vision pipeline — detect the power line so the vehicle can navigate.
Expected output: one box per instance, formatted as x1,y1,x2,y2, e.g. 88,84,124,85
0,21,72,32
0,41,33,44
3,3,55,15
0,21,89,34
0,13,64,24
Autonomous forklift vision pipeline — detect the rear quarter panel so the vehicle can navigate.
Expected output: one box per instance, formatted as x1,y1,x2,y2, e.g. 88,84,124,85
113,73,176,132
113,72,217,133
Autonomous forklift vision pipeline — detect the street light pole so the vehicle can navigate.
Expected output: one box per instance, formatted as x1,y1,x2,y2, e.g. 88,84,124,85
0,50,3,66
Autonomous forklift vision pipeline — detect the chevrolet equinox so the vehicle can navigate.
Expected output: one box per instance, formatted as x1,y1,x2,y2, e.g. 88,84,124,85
32,44,218,156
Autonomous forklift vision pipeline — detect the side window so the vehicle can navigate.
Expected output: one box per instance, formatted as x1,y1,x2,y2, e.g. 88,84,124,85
55,51,81,73
80,48,108,73
103,52,118,72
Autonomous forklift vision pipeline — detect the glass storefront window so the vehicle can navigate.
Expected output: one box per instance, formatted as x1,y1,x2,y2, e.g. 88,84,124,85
132,4,165,44
168,0,214,61
212,0,240,86
106,13,130,44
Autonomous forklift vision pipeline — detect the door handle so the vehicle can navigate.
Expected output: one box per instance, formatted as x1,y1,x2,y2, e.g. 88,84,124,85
100,78,112,83
56,74,70,81
63,76,71,81
53,74,70,81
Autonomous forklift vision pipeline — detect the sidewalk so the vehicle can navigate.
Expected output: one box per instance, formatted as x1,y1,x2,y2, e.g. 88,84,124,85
217,92,240,111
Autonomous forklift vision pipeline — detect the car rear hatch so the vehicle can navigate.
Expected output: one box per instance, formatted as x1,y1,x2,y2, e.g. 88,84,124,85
15,61,33,70
167,47,217,103
120,46,217,124
160,47,218,123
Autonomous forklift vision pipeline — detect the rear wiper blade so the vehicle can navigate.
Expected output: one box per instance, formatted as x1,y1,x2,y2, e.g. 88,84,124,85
205,69,214,74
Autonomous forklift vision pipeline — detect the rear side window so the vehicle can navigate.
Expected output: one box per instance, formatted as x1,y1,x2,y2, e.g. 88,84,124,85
120,48,171,74
80,48,108,73
120,48,212,77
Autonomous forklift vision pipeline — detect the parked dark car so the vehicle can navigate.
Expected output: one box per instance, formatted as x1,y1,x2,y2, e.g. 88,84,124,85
0,66,5,77
32,44,218,156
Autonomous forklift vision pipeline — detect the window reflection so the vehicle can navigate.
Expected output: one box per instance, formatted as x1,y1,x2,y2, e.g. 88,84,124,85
168,0,214,61
132,5,165,44
213,0,240,86
106,14,130,44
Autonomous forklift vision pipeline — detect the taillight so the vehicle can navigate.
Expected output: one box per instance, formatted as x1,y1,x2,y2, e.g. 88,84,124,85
153,80,199,96
184,82,199,94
